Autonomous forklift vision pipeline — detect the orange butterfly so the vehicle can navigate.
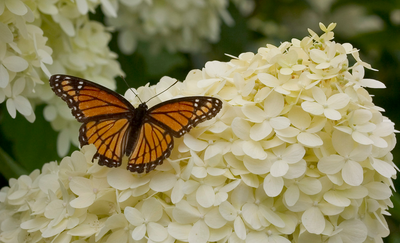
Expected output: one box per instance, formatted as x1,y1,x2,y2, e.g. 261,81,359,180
49,75,222,173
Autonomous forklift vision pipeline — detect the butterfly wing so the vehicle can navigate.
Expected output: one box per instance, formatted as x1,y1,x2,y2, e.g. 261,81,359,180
127,96,222,173
49,74,135,167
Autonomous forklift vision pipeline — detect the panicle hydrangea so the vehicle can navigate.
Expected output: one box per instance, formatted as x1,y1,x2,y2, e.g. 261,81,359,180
0,23,397,243
106,0,255,54
0,0,123,156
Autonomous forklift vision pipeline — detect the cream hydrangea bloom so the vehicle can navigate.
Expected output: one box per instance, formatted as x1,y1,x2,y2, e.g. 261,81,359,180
0,23,397,243
0,0,122,156
106,0,255,54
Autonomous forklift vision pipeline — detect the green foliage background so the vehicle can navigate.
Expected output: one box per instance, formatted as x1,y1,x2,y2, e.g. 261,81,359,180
1,0,400,241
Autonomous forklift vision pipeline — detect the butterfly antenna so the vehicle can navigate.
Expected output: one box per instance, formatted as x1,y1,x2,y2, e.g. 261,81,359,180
120,75,143,103
145,80,179,103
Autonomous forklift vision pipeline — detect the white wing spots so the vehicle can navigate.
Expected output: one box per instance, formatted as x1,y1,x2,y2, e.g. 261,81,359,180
65,76,71,80
194,103,198,107
55,75,60,78
77,85,83,89
195,99,199,102
78,81,83,85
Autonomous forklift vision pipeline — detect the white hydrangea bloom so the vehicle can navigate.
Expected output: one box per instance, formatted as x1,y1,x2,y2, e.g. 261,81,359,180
0,23,397,243
106,0,255,54
0,0,123,156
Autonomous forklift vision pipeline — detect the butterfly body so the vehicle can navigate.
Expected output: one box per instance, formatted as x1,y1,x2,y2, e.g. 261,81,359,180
50,75,222,173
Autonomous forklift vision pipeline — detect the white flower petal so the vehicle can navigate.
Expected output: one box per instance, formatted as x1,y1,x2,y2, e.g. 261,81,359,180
142,198,163,222
189,220,209,243
242,203,262,229
369,157,396,178
297,132,323,147
339,219,368,243
147,222,168,242
318,155,345,174
364,182,392,200
234,217,246,240
258,73,280,88
250,120,272,141
196,184,215,208
107,168,135,190
270,160,289,177
323,190,351,207
302,206,325,234
149,172,177,192
231,117,251,140
342,160,363,186
5,0,27,15
6,99,16,118
243,140,267,160
219,201,237,221
242,105,267,123
168,223,191,241
270,117,291,130
173,201,201,224
284,184,300,206
124,207,144,226
327,93,350,109
301,101,324,115
324,108,342,120
184,134,209,151
359,78,385,88
204,207,227,229
131,224,146,241
0,64,9,88
3,56,29,72
243,156,269,175
263,174,284,197
298,178,322,195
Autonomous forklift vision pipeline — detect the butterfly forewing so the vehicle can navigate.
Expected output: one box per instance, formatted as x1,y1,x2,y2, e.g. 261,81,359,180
147,96,223,137
49,75,133,122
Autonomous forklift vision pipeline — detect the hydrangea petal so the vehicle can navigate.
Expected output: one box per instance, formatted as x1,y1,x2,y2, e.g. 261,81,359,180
2,56,28,72
243,140,267,160
302,206,325,234
107,169,135,190
149,172,177,192
297,132,323,147
204,207,227,229
339,219,368,243
369,157,396,178
219,201,237,221
173,201,201,224
231,117,251,140
298,178,322,195
365,182,392,200
131,224,146,241
250,121,272,141
327,93,350,109
147,222,168,242
318,155,345,174
323,190,351,207
264,174,284,197
342,160,363,186
196,184,215,208
124,207,144,226
0,64,9,88
284,185,300,206
168,223,191,241
234,217,246,240
301,101,324,115
189,220,209,243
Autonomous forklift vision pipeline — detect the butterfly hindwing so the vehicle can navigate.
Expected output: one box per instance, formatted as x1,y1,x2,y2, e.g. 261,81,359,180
80,118,131,168
49,75,134,122
127,122,173,173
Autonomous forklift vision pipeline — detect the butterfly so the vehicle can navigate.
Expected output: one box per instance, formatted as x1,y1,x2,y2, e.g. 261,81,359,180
49,75,222,173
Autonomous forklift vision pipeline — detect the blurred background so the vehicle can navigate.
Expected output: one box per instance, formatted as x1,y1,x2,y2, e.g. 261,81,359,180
0,0,399,241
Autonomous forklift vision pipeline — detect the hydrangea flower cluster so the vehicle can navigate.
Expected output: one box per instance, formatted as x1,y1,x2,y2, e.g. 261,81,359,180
106,0,255,54
0,23,397,243
0,0,123,156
